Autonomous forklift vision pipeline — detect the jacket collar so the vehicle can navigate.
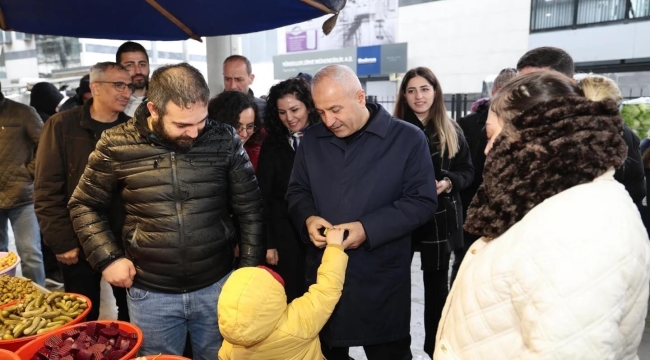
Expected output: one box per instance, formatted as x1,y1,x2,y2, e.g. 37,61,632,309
79,98,130,131
312,103,391,140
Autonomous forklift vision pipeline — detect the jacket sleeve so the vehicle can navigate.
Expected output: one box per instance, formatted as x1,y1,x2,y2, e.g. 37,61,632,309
286,144,318,244
615,126,645,205
228,135,264,267
24,106,44,178
359,131,438,250
255,141,276,250
67,135,124,271
511,210,650,358
442,131,474,196
34,119,79,254
285,245,348,339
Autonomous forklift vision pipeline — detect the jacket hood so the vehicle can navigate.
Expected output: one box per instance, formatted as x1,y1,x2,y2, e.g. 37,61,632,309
218,267,287,347
30,82,64,116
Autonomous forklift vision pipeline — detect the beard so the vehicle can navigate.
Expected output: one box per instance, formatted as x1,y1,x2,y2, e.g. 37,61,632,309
133,75,148,90
151,116,196,153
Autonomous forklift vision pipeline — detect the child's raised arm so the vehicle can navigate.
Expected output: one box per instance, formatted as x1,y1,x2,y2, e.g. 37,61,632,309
284,230,348,339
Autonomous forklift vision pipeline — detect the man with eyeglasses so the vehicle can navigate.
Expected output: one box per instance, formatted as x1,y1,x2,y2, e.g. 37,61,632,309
67,63,263,359
117,41,150,117
34,62,132,322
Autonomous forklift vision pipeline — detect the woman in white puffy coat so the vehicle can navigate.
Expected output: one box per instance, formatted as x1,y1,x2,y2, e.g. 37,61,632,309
434,70,650,360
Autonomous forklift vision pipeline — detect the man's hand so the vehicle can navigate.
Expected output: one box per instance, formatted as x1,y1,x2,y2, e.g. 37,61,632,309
266,249,279,265
102,258,136,288
325,228,346,246
56,248,79,265
336,221,367,250
306,216,332,248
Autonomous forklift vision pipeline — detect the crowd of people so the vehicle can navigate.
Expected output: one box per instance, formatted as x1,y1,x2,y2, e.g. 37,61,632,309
1,41,649,360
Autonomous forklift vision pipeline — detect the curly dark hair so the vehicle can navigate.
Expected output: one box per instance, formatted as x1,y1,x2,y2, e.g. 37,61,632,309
208,91,263,145
264,78,320,147
464,94,626,239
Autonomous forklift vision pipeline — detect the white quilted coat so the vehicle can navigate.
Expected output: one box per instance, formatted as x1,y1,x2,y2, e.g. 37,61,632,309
435,170,650,360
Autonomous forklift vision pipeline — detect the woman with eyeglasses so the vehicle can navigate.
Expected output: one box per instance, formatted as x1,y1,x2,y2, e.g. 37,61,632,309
395,67,474,358
208,91,264,170
256,77,321,302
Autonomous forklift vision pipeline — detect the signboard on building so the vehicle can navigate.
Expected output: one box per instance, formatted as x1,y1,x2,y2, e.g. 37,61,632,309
283,0,398,53
273,43,407,80
273,47,356,80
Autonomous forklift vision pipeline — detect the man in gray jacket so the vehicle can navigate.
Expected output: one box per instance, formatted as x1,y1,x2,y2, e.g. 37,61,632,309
0,88,46,285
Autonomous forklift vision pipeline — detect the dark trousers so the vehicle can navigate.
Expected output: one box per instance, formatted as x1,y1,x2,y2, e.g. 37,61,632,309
271,240,306,302
41,240,60,277
322,336,412,360
450,248,465,286
412,250,450,359
422,251,450,358
59,253,129,322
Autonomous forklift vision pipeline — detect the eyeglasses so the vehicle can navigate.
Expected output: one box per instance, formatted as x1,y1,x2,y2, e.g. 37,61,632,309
96,81,135,93
237,124,257,134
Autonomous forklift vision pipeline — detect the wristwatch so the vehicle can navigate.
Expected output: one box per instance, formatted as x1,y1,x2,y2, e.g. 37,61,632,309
443,177,453,193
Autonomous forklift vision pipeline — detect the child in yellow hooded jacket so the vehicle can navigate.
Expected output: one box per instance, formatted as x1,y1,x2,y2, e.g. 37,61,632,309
217,228,349,360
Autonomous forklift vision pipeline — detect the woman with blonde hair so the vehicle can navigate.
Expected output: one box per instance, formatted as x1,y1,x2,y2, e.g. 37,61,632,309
434,70,650,359
395,66,474,358
578,74,647,225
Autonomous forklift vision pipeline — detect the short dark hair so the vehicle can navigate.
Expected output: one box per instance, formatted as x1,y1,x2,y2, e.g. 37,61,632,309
223,55,252,75
264,77,321,147
208,91,263,144
147,63,210,117
116,41,149,64
516,47,575,77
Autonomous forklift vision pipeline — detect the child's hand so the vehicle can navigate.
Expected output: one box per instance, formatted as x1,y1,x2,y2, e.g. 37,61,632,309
325,227,345,246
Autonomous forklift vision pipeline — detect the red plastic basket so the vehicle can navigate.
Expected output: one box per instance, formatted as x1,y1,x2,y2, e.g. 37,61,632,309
0,348,20,360
0,293,92,352
14,320,143,360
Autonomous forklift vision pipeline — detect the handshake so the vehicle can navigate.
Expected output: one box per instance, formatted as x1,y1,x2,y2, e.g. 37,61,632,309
320,227,349,246
306,216,367,250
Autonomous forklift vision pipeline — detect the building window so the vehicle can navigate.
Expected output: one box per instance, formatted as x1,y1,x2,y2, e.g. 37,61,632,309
531,0,575,30
14,32,25,41
531,0,650,31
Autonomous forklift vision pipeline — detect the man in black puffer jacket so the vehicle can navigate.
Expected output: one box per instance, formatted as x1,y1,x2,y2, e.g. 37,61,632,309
68,63,263,360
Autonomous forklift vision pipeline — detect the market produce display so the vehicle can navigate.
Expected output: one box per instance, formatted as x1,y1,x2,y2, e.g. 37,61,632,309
0,252,18,273
0,275,42,306
1,292,87,340
29,322,138,360
621,97,650,139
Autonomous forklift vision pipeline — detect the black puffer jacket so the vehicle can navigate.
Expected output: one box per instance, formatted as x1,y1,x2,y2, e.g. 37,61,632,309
68,106,264,293
614,125,645,206
0,94,43,209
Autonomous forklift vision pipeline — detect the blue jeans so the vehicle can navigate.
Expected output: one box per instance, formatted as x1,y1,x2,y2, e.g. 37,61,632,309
127,272,231,360
0,204,45,286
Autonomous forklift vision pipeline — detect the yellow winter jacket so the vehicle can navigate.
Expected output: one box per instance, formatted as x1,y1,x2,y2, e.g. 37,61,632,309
218,244,348,360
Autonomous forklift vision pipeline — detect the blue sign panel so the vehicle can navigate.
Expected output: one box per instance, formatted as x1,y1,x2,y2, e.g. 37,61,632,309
357,45,382,76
